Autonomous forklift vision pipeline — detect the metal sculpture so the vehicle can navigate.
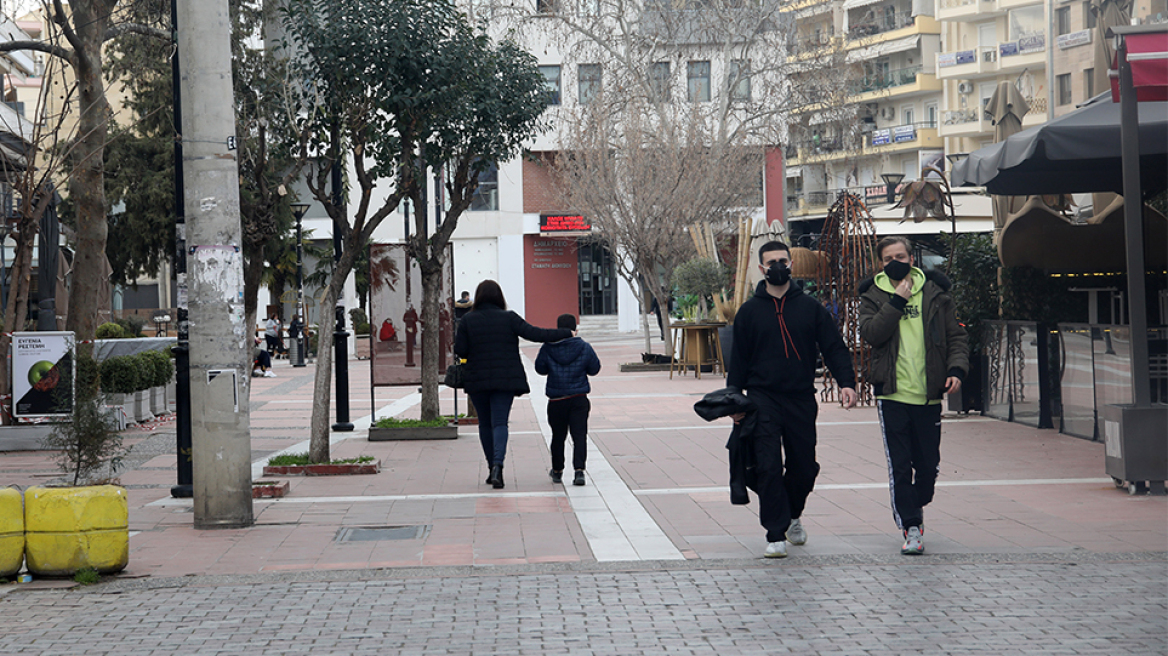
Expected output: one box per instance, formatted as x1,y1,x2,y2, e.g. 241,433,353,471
815,192,879,406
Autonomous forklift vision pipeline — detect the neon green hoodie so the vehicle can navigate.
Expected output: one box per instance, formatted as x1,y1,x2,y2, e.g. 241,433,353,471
873,267,935,405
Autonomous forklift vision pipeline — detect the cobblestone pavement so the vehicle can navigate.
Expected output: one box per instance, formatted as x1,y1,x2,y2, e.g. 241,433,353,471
1,553,1164,655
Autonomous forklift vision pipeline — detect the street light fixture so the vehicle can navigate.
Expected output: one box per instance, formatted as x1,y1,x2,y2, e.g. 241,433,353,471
290,202,310,368
880,172,905,205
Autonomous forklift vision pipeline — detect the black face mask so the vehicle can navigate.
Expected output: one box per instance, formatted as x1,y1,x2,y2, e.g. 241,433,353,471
765,262,791,286
883,259,912,281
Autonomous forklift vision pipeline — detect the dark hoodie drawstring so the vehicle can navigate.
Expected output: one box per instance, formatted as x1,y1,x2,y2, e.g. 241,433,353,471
772,296,802,361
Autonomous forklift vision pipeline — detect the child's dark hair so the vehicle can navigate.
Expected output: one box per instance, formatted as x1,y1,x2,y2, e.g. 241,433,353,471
557,314,577,331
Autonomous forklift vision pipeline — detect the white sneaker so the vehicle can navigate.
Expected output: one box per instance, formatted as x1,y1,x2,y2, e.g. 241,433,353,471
901,526,924,555
253,369,263,377
264,370,277,378
764,541,788,559
786,518,807,546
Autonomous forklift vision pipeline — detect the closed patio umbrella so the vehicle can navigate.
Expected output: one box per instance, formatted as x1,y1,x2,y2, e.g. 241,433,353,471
984,81,1029,233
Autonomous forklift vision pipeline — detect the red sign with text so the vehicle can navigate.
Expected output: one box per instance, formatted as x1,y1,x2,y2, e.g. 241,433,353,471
540,214,591,232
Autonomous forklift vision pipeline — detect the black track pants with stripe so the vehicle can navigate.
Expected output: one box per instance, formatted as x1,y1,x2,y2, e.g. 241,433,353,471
878,399,942,531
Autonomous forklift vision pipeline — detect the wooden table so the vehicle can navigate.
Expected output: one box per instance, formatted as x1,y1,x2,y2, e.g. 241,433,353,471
670,323,726,380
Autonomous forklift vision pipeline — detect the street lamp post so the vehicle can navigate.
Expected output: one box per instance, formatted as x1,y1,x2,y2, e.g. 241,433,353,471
330,122,353,432
880,172,905,205
291,203,310,368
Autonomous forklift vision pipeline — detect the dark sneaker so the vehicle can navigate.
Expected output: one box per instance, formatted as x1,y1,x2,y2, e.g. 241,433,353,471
549,469,563,484
573,470,586,486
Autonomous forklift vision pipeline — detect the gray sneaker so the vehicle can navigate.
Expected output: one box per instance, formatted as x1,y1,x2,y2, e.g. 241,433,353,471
786,518,807,546
764,541,788,559
902,526,924,555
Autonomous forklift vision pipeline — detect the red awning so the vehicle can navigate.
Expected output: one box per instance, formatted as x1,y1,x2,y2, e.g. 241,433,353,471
1111,29,1168,102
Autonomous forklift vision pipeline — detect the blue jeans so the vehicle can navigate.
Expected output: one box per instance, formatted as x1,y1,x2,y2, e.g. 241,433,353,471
469,391,515,466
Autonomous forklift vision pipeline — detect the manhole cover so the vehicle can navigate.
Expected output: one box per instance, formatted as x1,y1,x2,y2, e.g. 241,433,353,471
335,525,430,542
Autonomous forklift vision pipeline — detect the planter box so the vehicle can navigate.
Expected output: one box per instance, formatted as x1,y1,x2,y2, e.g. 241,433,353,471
0,487,23,577
165,381,176,413
354,336,371,360
368,426,458,441
24,485,129,576
149,386,167,416
132,390,154,423
262,460,381,477
252,480,290,499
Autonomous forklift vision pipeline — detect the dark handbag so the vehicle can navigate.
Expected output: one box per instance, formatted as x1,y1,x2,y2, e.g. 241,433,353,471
444,360,465,389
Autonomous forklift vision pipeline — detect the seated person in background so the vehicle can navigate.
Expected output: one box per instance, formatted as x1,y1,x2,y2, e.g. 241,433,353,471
254,338,276,378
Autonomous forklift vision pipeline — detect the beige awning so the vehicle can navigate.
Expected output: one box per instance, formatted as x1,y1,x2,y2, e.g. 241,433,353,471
841,0,884,11
846,35,922,63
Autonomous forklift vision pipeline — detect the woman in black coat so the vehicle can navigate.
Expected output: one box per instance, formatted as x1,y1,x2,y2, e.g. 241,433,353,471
454,280,572,489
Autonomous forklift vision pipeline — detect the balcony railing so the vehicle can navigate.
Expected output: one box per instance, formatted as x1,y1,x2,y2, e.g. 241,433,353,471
943,108,980,125
938,0,976,8
847,12,916,39
789,30,835,55
850,65,922,94
1024,95,1047,113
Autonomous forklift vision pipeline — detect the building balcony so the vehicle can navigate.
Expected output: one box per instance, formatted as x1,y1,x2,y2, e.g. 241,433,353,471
997,0,1044,10
849,68,942,103
936,46,1001,80
997,34,1048,73
939,108,989,138
785,123,940,167
845,15,940,48
936,0,1007,23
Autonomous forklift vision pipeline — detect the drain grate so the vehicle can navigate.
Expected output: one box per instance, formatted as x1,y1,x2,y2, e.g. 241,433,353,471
335,525,430,542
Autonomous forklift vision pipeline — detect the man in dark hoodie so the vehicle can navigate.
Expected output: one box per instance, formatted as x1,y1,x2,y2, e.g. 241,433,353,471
858,236,968,556
728,241,858,559
535,314,602,486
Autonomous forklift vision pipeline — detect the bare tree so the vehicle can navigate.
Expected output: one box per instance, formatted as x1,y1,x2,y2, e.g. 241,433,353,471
487,0,858,352
0,1,166,350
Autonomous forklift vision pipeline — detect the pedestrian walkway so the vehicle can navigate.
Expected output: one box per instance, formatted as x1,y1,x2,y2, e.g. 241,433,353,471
2,335,1165,578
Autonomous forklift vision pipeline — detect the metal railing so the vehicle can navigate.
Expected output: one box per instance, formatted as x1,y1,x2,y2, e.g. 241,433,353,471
943,108,980,125
847,12,916,39
850,65,922,94
938,0,976,8
1024,95,1047,113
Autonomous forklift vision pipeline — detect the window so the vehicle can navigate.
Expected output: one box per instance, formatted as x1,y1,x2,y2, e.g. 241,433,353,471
924,102,937,128
1084,68,1095,98
902,106,914,126
578,64,602,104
1008,6,1044,40
539,65,561,105
1085,1,1097,29
687,61,710,102
1057,73,1072,106
728,59,751,102
650,62,671,102
470,162,499,211
1056,7,1071,36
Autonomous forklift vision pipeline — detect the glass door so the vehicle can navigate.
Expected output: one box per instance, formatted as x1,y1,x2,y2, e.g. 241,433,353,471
578,242,617,315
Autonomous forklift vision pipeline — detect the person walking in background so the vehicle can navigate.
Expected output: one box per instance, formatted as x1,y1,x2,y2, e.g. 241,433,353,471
455,280,573,489
858,236,968,556
264,312,284,357
728,240,858,559
454,291,473,322
535,314,601,487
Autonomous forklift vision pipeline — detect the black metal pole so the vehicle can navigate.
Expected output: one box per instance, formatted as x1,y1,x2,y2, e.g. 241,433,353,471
293,209,306,367
170,0,192,498
331,121,353,432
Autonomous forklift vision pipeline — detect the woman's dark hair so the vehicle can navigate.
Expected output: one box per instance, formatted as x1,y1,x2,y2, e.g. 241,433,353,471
473,280,507,310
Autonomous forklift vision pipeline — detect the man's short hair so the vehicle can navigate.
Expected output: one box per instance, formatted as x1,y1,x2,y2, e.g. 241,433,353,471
758,240,791,264
876,236,913,259
557,314,577,331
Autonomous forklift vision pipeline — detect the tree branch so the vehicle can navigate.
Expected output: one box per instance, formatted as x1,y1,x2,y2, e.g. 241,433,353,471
0,40,72,62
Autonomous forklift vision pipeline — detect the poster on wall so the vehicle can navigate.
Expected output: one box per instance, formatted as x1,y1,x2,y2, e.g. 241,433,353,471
12,331,75,418
368,243,454,387
919,149,945,179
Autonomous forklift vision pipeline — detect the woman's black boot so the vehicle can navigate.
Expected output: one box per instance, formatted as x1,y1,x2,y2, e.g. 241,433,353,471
488,463,504,489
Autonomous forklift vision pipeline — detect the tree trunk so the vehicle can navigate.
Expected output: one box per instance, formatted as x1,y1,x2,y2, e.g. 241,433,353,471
243,244,266,361
639,282,652,355
418,260,442,421
0,229,35,424
64,2,115,343
307,230,362,463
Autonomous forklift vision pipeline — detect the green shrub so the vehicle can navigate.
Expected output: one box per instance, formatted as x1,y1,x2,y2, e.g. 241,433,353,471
99,356,140,394
73,568,100,585
349,308,371,335
43,360,125,486
76,354,100,395
115,316,146,338
95,322,125,340
266,452,374,466
138,350,174,388
373,416,449,428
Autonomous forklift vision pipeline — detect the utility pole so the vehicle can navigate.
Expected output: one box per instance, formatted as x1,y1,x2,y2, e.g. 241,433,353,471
176,0,254,528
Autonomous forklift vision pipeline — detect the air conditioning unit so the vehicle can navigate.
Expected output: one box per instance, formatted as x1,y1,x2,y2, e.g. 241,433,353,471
957,81,974,95
880,106,895,119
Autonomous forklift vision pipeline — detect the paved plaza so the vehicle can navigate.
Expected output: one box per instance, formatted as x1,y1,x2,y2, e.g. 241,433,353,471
1,335,1165,654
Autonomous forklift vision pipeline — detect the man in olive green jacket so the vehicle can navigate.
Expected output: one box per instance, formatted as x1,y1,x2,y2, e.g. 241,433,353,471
858,236,968,555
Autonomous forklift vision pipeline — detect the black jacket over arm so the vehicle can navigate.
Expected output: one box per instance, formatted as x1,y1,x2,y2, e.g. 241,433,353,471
453,303,572,396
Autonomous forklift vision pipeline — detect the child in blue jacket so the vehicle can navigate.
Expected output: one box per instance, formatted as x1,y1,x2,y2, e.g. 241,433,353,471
535,314,601,486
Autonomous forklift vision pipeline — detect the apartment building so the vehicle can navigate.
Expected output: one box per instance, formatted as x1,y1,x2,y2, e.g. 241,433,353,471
783,0,945,239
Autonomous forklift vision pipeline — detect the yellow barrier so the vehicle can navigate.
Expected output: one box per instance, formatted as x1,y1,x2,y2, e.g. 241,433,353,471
24,485,128,576
0,487,23,577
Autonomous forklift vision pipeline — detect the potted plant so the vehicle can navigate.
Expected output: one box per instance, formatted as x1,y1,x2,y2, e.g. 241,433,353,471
129,354,154,423
99,355,138,422
28,353,129,576
262,452,381,476
368,416,458,441
95,322,125,340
